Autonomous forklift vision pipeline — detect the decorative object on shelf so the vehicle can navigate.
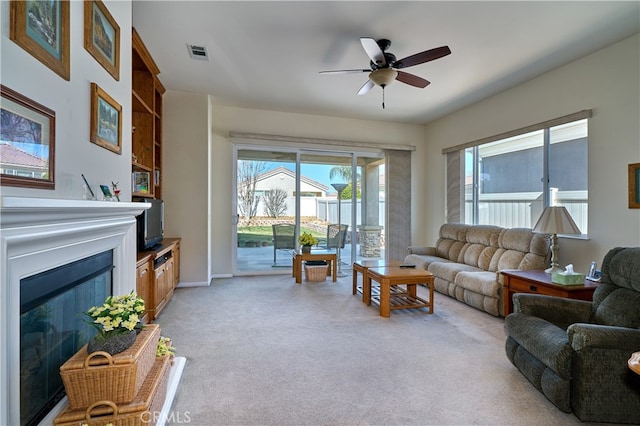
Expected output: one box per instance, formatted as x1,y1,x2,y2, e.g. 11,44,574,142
133,171,150,194
10,0,70,80
84,0,120,80
90,82,122,154
0,85,55,189
298,232,318,253
83,291,145,355
111,181,121,201
81,174,96,200
629,163,640,208
99,184,114,201
532,206,581,274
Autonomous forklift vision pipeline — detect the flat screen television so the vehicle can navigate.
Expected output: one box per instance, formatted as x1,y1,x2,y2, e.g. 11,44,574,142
136,198,164,251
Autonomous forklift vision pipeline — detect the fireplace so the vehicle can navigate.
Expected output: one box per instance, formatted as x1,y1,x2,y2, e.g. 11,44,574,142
21,250,114,426
1,197,146,426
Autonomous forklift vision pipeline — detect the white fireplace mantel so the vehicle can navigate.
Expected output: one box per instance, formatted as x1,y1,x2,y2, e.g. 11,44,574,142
0,196,149,425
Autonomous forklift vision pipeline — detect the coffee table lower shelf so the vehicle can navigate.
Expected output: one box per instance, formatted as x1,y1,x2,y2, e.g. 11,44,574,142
370,287,431,313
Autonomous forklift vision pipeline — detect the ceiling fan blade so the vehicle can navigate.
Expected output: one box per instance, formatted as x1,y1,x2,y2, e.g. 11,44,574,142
395,46,451,69
396,71,430,88
360,37,386,66
357,79,375,95
319,69,369,75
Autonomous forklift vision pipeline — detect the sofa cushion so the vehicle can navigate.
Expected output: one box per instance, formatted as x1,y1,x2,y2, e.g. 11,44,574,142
455,270,501,297
428,261,480,283
404,253,453,270
435,239,467,262
593,287,640,328
504,313,572,379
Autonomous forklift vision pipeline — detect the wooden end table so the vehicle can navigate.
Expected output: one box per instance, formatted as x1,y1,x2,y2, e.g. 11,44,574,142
292,251,337,284
501,269,598,316
364,266,434,318
352,260,405,301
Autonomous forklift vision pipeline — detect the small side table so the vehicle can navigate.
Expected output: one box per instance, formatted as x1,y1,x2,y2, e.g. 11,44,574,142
501,269,598,316
352,260,405,301
292,251,337,284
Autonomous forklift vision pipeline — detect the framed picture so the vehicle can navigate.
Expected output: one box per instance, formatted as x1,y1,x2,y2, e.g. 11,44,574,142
90,83,122,154
629,163,640,208
133,171,150,194
99,184,113,200
84,0,120,80
10,0,70,80
0,85,55,189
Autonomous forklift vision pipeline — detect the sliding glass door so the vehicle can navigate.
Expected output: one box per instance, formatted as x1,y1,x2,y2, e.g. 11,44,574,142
234,146,385,275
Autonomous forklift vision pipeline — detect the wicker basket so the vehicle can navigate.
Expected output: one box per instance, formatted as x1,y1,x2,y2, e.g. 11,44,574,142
60,324,161,409
55,355,171,426
304,262,329,282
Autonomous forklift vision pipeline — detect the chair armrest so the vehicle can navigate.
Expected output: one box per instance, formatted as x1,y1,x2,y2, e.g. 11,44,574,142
568,323,640,351
513,294,592,329
407,246,435,256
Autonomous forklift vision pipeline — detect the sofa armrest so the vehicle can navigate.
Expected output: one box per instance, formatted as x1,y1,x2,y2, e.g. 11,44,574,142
568,323,640,351
513,294,592,329
407,246,435,256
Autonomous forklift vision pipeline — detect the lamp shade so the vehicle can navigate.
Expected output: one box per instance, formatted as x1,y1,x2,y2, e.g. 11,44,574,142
369,68,398,87
331,183,348,192
532,206,581,235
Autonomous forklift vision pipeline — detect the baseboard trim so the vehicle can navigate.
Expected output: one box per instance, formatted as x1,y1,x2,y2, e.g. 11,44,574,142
176,281,210,288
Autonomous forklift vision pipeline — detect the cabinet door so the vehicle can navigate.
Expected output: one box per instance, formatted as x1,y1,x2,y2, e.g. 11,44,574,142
136,261,152,323
164,257,175,296
154,263,166,318
173,243,180,287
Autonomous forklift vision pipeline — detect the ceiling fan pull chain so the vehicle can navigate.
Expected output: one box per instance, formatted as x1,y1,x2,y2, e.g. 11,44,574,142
382,85,386,109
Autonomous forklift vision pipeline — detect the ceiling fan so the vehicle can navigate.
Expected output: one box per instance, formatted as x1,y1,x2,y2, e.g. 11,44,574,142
320,38,451,108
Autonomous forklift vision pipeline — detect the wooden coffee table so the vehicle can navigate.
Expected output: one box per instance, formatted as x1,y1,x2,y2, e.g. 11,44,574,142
352,260,405,301
292,251,337,284
364,266,434,318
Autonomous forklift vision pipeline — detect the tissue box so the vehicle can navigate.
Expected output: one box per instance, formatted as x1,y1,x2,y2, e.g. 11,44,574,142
552,272,585,285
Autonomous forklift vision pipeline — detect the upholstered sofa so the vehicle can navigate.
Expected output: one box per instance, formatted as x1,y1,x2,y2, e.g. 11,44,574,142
504,247,640,423
404,223,550,316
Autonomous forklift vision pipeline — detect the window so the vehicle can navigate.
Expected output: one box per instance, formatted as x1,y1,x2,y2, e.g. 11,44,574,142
463,118,588,234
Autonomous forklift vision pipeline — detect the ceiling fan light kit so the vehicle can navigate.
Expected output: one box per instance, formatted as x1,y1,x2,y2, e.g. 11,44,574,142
320,37,451,109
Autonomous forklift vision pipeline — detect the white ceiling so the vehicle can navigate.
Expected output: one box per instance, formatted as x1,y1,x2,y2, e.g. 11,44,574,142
131,1,640,125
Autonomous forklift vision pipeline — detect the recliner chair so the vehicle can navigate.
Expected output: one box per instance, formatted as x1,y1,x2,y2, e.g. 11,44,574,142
504,247,640,423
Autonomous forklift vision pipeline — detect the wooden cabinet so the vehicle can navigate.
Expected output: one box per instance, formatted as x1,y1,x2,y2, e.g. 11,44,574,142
136,238,181,321
132,28,164,199
501,269,598,316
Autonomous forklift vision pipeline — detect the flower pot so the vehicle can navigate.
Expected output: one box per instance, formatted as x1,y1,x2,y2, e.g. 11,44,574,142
87,329,137,355
301,245,311,254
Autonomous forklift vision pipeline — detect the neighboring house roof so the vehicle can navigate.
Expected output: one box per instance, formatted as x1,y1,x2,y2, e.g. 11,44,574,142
0,142,47,168
256,166,329,192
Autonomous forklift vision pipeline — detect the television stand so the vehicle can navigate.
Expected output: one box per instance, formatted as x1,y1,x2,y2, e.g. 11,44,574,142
136,238,181,322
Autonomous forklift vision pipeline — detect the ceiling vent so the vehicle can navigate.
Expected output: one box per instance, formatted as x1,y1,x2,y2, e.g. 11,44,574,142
187,44,209,61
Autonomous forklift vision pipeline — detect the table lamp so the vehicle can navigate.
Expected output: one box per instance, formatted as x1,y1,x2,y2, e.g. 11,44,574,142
532,206,581,274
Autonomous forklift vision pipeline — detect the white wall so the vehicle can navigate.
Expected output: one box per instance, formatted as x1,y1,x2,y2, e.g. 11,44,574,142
0,1,132,200
418,34,640,273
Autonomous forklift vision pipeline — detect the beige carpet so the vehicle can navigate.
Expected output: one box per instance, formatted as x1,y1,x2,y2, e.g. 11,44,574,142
155,274,583,426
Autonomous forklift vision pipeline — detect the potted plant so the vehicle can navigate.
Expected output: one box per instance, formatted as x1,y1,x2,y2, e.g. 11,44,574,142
298,232,318,253
83,291,145,355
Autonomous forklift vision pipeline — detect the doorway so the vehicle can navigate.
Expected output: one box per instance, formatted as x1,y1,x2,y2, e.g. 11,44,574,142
234,146,385,275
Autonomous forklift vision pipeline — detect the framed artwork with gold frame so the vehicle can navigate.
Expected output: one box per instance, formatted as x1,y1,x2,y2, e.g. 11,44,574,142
0,85,56,189
629,163,640,209
90,83,122,155
84,0,120,80
10,0,70,80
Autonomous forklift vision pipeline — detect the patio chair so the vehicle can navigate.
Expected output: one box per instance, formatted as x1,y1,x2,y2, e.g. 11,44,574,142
272,224,296,265
316,224,348,251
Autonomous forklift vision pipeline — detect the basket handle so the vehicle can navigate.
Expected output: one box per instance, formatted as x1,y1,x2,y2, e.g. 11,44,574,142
84,351,114,368
85,400,118,421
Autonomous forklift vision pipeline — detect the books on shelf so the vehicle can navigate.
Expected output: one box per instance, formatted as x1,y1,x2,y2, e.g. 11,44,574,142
132,171,150,194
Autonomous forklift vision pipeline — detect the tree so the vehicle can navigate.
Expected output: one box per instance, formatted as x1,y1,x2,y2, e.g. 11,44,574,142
263,188,287,217
237,160,267,221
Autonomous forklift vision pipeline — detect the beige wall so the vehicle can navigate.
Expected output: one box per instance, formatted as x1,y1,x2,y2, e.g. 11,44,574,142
163,91,211,284
418,34,640,273
0,1,133,200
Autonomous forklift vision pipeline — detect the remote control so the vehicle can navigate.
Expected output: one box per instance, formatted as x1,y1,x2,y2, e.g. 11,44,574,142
399,264,416,268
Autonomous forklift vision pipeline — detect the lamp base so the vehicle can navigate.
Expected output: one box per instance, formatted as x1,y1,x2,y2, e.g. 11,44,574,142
545,265,562,274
